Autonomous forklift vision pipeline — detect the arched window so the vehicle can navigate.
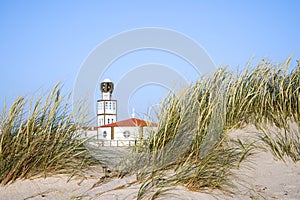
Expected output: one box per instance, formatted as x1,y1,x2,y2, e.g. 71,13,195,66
103,131,107,138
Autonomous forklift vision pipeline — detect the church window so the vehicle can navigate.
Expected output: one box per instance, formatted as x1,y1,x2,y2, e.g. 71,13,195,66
123,130,130,138
103,131,107,138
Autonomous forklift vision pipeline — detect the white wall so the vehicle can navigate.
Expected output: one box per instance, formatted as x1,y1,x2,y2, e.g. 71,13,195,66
113,126,157,140
97,101,117,115
113,126,140,140
97,100,117,126
97,127,111,140
96,126,157,140
97,101,104,115
97,115,105,126
83,126,157,147
97,115,117,126
83,129,98,140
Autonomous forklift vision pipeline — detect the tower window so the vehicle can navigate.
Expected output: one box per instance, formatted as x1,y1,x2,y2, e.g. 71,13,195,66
107,118,110,124
105,102,108,109
113,102,116,110
109,102,112,110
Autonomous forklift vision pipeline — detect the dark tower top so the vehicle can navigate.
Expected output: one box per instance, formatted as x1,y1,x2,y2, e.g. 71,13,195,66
101,78,114,100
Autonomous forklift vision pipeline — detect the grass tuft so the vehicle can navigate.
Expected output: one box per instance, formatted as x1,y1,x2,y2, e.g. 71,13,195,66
258,122,300,162
118,57,300,199
0,83,98,185
2,57,300,199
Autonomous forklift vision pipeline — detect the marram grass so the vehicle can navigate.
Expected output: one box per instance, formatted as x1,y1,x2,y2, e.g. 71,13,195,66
259,122,300,162
1,57,299,199
117,58,300,199
0,83,98,185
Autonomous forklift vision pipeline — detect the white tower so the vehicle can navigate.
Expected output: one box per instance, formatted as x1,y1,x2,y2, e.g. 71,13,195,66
97,79,117,126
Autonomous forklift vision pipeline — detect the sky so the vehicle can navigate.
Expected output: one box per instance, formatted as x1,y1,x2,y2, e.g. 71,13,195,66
1,1,300,122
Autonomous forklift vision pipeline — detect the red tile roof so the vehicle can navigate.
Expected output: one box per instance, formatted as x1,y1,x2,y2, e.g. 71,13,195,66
100,118,157,128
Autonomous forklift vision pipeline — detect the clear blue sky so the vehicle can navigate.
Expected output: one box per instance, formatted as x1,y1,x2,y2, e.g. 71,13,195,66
1,1,300,121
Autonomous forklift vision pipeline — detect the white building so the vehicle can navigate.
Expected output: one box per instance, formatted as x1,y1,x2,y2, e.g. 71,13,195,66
97,78,117,126
83,79,157,147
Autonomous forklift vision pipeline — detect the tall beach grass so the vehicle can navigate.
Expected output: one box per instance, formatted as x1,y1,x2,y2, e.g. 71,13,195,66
0,83,98,185
0,58,299,199
117,58,300,199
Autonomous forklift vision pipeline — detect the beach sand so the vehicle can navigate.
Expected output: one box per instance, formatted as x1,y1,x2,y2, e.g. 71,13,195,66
1,127,300,200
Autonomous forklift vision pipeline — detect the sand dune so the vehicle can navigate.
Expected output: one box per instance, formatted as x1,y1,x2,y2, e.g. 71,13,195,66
1,151,299,200
1,127,300,200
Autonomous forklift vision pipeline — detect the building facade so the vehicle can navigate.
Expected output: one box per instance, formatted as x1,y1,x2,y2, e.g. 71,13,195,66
97,78,117,126
83,79,156,147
